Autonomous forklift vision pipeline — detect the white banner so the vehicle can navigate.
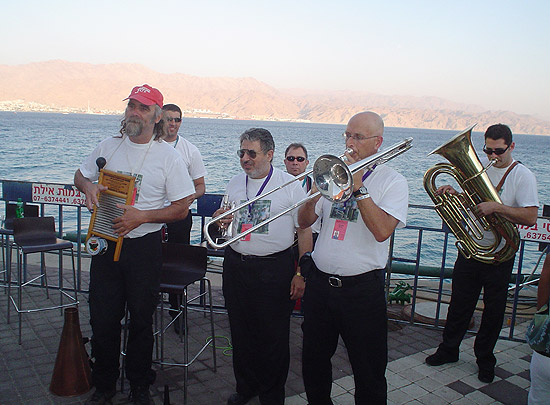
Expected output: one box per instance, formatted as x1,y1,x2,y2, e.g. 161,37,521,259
31,183,86,206
518,217,550,243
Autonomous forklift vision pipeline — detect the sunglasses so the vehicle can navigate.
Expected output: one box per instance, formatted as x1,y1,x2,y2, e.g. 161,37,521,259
286,156,306,162
483,144,510,155
237,149,258,159
165,117,182,123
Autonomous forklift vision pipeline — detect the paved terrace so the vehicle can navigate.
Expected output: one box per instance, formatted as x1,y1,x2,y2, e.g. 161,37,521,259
0,255,534,405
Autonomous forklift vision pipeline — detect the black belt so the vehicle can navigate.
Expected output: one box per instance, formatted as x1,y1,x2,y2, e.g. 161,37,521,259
312,266,385,288
228,246,292,261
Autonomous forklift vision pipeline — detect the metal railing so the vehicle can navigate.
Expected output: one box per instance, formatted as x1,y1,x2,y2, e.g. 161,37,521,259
1,179,545,342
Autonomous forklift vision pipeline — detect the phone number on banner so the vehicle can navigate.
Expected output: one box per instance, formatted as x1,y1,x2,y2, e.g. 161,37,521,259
31,183,86,207
518,217,550,242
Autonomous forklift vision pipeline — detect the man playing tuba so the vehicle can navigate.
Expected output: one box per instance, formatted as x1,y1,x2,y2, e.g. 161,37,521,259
426,124,539,383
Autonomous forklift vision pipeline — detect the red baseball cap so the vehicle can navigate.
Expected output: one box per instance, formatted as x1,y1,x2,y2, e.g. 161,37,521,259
123,84,163,108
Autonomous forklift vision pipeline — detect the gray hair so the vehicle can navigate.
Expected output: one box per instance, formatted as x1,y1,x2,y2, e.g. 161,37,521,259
240,128,275,154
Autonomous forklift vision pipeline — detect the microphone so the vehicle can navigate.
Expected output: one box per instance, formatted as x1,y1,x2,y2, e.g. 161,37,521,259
96,157,106,170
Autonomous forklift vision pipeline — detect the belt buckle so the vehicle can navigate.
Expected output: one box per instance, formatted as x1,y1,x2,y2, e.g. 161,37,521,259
328,276,342,288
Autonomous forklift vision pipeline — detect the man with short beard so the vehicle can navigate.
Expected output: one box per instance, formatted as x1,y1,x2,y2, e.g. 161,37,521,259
74,85,195,405
214,128,312,404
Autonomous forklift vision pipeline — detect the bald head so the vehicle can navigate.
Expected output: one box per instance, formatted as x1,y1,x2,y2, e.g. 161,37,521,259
347,112,384,138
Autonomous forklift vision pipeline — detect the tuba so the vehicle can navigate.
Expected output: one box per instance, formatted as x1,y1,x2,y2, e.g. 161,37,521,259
423,125,519,264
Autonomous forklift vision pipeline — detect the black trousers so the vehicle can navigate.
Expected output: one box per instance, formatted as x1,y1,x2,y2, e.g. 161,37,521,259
88,231,162,391
166,214,192,312
223,246,295,405
166,213,192,245
439,254,515,371
302,265,388,405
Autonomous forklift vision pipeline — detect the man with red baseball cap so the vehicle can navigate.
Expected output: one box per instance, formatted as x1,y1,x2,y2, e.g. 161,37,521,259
75,84,195,404
123,84,164,108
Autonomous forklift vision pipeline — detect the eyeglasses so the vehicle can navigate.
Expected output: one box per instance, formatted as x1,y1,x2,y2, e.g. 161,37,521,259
237,149,258,159
483,144,510,155
286,156,306,162
165,117,182,123
342,132,379,142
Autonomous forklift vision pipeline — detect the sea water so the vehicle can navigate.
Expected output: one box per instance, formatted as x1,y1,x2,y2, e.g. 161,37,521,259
1,111,548,270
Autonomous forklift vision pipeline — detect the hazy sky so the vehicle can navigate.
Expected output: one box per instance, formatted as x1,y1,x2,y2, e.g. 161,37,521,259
2,0,549,119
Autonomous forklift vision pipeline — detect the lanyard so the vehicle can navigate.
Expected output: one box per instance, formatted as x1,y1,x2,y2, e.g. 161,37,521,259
362,164,377,182
245,165,273,215
170,136,179,148
341,164,377,208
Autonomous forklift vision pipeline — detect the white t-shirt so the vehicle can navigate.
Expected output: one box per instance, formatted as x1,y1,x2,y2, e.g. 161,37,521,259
465,157,539,250
225,167,306,256
312,165,408,276
480,157,539,208
165,136,207,181
79,135,195,238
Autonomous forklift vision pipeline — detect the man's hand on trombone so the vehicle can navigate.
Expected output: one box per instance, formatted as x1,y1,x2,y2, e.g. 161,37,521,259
213,207,234,232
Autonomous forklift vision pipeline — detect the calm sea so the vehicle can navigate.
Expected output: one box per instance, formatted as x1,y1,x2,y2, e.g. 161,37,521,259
1,111,548,269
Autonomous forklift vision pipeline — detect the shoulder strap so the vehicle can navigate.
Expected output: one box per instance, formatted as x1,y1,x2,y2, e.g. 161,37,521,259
495,161,519,193
306,176,312,192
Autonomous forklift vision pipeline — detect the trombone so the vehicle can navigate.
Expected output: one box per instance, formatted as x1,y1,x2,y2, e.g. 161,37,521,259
204,137,413,249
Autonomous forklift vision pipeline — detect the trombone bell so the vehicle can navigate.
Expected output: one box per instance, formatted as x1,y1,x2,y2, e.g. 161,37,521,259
313,155,353,203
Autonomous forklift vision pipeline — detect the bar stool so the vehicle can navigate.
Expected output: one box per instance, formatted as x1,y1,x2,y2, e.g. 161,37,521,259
8,217,78,344
121,243,217,401
156,243,217,402
1,203,39,289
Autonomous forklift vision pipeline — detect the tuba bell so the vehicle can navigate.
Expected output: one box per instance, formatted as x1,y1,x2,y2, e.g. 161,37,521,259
423,125,520,264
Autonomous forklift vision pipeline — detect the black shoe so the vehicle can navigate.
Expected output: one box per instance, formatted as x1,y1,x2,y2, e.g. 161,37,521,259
227,392,252,405
478,368,495,383
85,388,116,404
425,350,458,366
129,385,151,405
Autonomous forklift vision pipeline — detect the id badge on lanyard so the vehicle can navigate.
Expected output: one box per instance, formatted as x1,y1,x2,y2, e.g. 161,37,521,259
330,165,376,242
240,166,273,242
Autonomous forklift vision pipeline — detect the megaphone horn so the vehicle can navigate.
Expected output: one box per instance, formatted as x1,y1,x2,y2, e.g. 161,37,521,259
49,307,92,397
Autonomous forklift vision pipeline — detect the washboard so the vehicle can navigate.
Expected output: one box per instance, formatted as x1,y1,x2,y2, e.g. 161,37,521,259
86,170,135,261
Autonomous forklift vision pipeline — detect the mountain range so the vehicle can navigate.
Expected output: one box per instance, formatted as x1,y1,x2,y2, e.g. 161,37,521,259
1,60,548,135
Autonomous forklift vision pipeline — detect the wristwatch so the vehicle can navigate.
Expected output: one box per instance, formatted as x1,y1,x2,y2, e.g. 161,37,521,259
353,186,368,198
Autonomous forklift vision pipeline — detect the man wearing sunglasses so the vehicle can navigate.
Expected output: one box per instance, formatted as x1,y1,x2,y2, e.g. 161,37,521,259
284,143,310,179
298,111,409,404
284,143,320,245
426,124,539,384
214,128,312,405
161,103,207,334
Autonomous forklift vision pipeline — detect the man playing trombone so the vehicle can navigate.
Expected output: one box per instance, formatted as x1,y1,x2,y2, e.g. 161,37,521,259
214,128,312,405
298,111,409,404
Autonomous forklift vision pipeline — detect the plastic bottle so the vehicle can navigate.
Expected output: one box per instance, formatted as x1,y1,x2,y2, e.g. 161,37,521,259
15,198,24,218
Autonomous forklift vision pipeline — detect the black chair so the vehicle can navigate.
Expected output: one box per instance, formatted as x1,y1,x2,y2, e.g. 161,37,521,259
195,194,225,258
156,243,217,402
8,217,78,344
1,203,39,288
